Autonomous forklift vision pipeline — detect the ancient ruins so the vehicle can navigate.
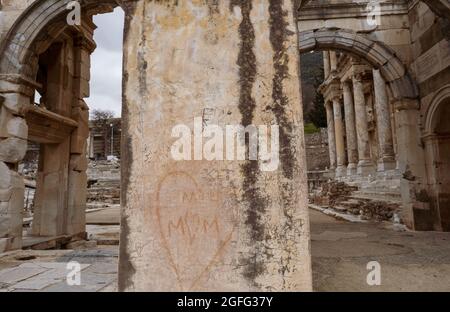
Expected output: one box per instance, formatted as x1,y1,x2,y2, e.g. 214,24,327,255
0,0,449,292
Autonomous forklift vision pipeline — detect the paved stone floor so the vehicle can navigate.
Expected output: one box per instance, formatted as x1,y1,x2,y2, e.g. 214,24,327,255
0,209,449,292
310,209,450,291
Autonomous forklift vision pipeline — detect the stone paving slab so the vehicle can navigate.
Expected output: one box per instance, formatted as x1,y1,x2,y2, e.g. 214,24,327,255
0,266,47,285
3,262,91,291
41,273,116,292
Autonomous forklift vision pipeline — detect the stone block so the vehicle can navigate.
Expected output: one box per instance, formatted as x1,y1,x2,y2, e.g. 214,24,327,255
0,92,29,115
389,75,419,100
0,238,10,253
335,29,357,50
353,34,375,56
70,107,89,154
0,137,27,163
0,215,10,237
298,30,317,53
315,29,336,49
6,117,28,140
0,161,12,189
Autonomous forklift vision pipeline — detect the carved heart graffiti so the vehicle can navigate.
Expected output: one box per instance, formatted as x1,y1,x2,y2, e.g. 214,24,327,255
156,171,234,291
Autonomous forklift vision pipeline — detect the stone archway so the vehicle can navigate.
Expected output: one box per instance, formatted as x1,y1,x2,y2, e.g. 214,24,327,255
0,0,128,251
423,85,450,231
299,28,418,101
298,27,431,230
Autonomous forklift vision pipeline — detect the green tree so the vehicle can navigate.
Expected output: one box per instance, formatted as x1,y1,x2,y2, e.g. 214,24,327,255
307,75,327,128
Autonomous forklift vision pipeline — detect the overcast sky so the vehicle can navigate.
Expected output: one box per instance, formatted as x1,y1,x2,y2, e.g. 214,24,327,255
85,8,124,117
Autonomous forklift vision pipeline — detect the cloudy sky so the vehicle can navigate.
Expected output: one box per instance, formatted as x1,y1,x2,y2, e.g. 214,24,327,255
85,8,124,117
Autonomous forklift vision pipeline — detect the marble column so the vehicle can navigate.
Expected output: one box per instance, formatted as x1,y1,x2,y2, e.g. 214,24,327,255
352,73,374,176
118,0,312,291
325,101,337,172
333,96,347,177
330,51,337,72
373,69,396,171
323,51,330,79
342,81,358,176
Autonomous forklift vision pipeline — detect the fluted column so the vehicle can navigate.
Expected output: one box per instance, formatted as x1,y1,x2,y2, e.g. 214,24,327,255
325,101,337,172
342,81,358,176
330,51,337,72
352,73,375,176
333,96,347,177
373,69,396,171
323,51,330,79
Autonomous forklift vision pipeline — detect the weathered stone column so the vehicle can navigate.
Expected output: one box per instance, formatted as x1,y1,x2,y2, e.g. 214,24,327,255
372,69,396,172
342,81,358,176
119,0,312,291
330,51,337,72
352,73,374,176
323,51,330,79
66,36,94,237
332,96,346,177
325,101,337,172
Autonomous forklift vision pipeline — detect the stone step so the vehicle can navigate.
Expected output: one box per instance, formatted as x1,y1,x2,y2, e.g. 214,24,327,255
350,191,402,203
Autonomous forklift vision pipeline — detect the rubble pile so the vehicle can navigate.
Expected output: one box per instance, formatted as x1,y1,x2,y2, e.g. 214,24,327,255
311,181,402,223
87,160,121,208
312,181,358,206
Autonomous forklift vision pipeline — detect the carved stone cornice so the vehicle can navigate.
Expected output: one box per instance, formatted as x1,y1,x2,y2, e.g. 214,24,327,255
320,78,342,103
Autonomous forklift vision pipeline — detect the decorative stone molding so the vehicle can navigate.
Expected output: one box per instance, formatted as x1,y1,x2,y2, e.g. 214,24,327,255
298,28,419,101
423,85,450,136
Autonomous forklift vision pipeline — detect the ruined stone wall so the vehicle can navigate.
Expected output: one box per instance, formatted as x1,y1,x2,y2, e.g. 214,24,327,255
409,2,450,231
89,118,122,159
410,2,450,118
305,128,330,171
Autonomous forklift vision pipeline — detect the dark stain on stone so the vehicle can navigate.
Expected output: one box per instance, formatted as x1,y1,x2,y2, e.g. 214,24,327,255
415,189,431,203
206,0,220,15
204,0,220,44
118,10,136,292
268,0,300,286
137,1,148,97
403,167,416,181
268,0,296,181
231,0,269,286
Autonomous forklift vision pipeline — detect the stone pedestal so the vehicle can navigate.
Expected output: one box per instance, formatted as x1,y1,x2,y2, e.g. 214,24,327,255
118,0,312,292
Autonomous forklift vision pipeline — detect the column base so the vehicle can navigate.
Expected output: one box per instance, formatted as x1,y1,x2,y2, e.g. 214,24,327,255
347,163,358,176
335,165,347,178
377,158,397,172
326,167,336,179
357,160,375,176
